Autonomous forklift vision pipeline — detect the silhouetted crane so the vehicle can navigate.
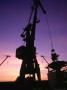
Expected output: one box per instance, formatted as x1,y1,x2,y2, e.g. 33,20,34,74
16,0,46,81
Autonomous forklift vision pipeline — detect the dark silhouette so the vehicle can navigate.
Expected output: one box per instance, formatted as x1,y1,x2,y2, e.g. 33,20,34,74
0,0,67,90
16,0,46,82
51,49,59,62
48,49,67,89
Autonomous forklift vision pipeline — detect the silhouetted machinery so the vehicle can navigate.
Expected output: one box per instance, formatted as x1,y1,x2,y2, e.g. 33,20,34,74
16,0,46,81
48,49,67,88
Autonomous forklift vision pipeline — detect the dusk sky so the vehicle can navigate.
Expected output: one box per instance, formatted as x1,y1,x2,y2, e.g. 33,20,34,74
0,0,67,82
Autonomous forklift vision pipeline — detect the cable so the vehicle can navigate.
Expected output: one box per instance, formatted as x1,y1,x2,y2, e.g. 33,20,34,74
45,14,54,49
43,0,54,49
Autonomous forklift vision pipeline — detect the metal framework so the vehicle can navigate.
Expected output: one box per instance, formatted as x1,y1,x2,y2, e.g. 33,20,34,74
16,0,46,81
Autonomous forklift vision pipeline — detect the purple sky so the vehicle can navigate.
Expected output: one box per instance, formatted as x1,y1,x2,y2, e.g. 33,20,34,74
0,0,67,81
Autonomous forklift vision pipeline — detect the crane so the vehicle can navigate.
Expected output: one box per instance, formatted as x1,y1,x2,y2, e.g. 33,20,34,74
16,0,46,81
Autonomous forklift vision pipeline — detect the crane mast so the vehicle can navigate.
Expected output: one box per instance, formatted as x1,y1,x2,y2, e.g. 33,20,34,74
16,0,46,81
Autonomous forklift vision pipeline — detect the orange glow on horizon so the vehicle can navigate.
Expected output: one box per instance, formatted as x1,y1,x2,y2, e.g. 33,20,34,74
0,53,48,82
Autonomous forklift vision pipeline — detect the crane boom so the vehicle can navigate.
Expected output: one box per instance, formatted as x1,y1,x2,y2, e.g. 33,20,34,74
0,55,10,66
